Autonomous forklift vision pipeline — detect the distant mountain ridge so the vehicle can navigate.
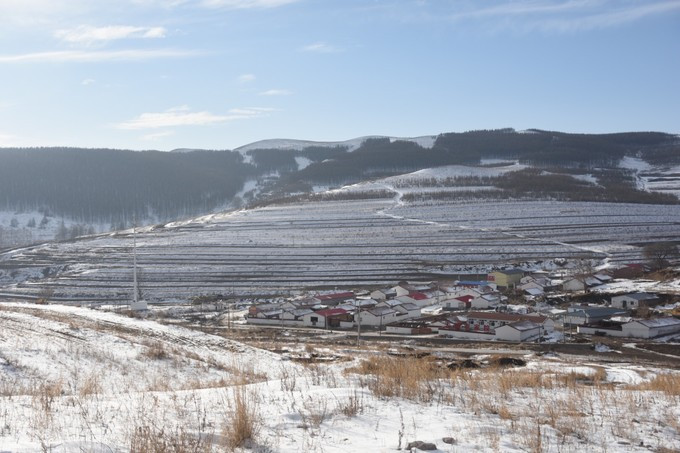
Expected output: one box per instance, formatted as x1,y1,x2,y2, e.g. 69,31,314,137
0,129,678,249
233,135,438,153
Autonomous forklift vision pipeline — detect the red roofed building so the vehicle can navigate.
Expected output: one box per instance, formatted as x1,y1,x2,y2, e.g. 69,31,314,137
409,292,429,301
302,308,353,328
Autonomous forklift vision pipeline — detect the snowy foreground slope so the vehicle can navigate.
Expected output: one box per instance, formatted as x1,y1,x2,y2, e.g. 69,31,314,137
1,303,680,452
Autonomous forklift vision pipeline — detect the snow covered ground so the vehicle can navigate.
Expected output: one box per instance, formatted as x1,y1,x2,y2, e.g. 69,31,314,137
619,156,680,197
1,196,679,302
1,303,679,452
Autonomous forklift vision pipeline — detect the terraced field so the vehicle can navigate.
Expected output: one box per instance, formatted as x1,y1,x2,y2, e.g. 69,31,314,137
1,195,679,303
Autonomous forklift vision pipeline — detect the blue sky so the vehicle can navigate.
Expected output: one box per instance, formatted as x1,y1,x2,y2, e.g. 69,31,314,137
0,0,678,150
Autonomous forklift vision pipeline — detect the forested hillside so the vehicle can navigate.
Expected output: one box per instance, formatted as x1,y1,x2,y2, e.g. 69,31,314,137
276,130,679,189
0,148,253,226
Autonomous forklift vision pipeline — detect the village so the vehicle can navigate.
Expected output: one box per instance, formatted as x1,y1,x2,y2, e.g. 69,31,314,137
244,263,680,343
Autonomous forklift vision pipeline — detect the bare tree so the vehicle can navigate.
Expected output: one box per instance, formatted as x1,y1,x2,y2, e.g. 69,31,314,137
571,258,595,293
642,242,679,270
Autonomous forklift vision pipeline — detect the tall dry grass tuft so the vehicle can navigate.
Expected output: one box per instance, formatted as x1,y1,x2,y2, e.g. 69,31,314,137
347,356,446,402
631,373,680,396
130,425,213,452
223,386,260,450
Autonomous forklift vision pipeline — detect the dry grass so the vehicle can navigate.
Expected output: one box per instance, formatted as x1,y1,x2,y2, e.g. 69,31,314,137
140,340,171,361
130,424,214,453
346,356,447,402
223,386,260,450
630,373,680,396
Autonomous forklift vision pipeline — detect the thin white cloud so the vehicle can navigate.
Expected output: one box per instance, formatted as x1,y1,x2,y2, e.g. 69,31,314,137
142,130,175,141
201,0,300,9
116,106,275,129
258,89,292,96
301,42,341,53
55,25,167,44
238,73,256,83
445,0,680,32
81,78,96,85
0,49,201,64
539,1,680,32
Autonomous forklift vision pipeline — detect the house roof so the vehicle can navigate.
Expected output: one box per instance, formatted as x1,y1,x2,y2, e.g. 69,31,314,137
397,303,420,311
455,295,474,302
493,268,524,275
261,309,283,317
409,292,429,300
456,280,487,286
499,320,541,332
568,306,626,318
617,293,659,301
316,292,355,301
466,311,547,323
314,308,348,317
366,307,397,316
629,317,680,328
524,288,544,296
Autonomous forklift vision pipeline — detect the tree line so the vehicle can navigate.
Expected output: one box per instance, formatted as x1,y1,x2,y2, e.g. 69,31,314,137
0,147,257,226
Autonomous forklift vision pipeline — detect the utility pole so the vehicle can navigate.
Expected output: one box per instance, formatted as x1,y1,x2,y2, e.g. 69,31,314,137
356,308,361,346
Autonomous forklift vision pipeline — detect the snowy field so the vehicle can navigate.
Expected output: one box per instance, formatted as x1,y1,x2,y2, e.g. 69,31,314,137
1,193,680,302
1,303,679,452
620,157,680,198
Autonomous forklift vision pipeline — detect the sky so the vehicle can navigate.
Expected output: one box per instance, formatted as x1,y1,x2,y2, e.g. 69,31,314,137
0,0,678,151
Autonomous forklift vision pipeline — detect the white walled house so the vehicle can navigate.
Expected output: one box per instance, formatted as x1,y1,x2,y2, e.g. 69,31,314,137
370,288,396,301
610,293,660,310
564,306,627,326
471,293,500,309
518,281,545,292
562,278,586,292
621,318,680,339
392,285,411,297
302,308,352,328
495,321,542,342
355,307,400,327
392,302,421,319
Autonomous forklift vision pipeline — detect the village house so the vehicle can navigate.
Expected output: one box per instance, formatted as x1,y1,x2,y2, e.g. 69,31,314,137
494,320,542,342
385,320,433,335
563,306,627,326
355,306,401,327
621,318,680,339
314,292,355,306
302,308,353,329
610,263,646,279
370,288,397,301
464,311,554,333
280,308,314,321
376,300,421,318
443,295,473,311
610,293,660,310
487,269,524,288
578,317,680,339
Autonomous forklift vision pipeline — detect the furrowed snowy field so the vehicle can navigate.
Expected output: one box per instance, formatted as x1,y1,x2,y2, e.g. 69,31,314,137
1,168,680,302
1,303,679,452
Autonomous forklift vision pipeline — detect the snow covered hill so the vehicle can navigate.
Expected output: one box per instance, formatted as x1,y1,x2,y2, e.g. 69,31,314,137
233,135,437,154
